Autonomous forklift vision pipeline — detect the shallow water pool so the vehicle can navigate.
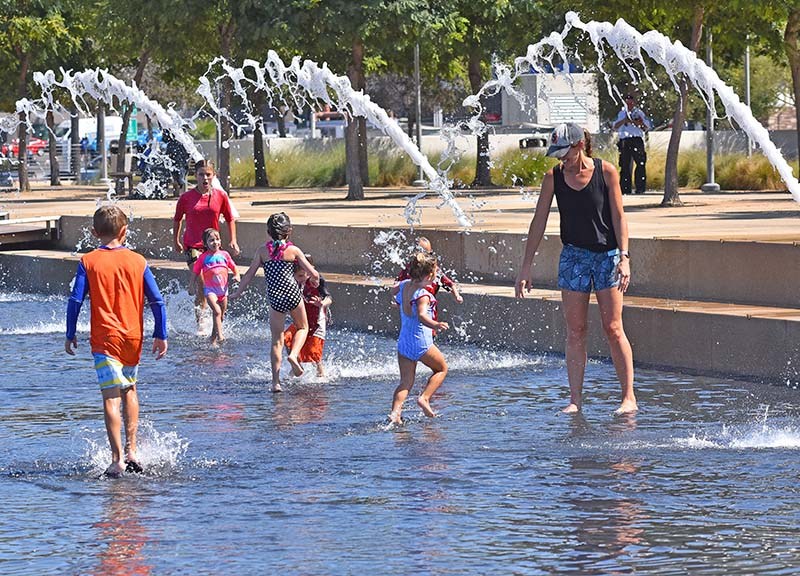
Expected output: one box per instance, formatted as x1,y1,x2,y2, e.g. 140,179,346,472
2,291,800,575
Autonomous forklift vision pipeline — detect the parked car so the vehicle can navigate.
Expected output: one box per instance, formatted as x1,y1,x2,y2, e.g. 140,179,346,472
1,137,47,157
518,123,553,150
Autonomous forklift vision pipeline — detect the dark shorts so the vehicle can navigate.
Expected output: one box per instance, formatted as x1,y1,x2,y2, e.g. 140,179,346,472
185,247,202,269
558,244,621,293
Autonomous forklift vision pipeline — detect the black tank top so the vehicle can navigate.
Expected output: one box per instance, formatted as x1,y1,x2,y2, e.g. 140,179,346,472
553,157,618,252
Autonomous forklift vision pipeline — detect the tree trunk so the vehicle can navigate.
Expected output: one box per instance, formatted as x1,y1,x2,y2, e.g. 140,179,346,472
785,7,800,159
468,51,492,187
46,110,60,186
70,113,80,180
345,38,365,199
358,117,369,187
16,52,30,192
276,106,286,137
116,48,151,180
662,5,704,206
345,116,363,199
253,91,269,187
218,19,235,192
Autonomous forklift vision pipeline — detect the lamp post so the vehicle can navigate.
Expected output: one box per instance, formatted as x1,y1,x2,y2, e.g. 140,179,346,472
413,41,425,187
701,29,720,193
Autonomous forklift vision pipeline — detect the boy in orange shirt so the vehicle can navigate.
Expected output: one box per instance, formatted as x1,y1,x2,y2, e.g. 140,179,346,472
65,206,168,477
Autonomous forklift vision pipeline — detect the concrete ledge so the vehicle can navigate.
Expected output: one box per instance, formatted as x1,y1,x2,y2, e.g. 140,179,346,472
3,249,798,385
55,215,800,309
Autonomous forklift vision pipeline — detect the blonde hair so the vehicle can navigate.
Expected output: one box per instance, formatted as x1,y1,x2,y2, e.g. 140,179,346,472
408,252,437,281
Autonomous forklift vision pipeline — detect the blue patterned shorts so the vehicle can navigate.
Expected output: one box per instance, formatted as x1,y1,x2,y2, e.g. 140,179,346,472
93,353,139,391
558,244,621,293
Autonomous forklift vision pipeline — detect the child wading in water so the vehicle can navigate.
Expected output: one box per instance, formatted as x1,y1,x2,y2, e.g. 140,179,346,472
192,228,240,345
231,212,319,392
65,206,168,477
396,236,464,307
284,255,332,377
390,252,449,424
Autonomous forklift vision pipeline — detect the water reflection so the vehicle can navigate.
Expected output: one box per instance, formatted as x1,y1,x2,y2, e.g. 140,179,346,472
566,454,646,569
270,385,329,429
92,482,152,576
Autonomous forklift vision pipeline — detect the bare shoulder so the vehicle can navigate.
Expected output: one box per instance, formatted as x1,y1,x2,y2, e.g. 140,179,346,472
600,159,618,175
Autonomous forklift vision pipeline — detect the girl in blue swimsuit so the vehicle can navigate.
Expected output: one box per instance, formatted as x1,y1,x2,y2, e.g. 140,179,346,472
389,252,449,424
231,212,319,392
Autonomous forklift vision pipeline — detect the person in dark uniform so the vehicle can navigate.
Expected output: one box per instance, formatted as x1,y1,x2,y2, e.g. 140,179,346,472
613,94,651,195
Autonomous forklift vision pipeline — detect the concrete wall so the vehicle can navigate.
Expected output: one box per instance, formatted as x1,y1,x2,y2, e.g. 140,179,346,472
56,216,800,309
3,250,798,385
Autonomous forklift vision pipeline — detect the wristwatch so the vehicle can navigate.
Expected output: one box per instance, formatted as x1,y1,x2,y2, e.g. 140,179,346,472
620,250,630,259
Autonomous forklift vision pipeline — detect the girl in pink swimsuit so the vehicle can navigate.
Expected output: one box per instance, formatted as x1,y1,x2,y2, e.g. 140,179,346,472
192,228,240,345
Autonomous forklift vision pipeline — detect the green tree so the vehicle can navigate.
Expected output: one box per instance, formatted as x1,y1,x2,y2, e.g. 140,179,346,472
92,0,202,184
0,0,80,191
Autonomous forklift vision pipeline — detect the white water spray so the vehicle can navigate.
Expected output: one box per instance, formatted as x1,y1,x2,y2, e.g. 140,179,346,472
478,12,800,201
196,55,472,227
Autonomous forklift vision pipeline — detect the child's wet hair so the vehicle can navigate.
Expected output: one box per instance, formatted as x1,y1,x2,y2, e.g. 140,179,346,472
93,205,128,237
202,227,220,250
408,251,437,281
267,212,291,241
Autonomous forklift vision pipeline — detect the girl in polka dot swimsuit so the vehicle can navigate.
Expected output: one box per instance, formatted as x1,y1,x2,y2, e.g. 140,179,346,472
230,212,319,392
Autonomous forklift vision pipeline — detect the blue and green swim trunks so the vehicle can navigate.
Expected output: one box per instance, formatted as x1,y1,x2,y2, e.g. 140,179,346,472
558,244,621,293
93,353,139,391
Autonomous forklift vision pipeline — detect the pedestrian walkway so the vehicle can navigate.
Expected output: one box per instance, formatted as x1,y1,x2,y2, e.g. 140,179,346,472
1,183,799,241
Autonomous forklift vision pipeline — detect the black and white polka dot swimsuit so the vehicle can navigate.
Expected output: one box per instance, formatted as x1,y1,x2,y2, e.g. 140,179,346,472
263,240,302,313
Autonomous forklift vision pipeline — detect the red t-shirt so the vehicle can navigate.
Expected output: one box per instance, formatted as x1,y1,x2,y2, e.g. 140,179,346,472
174,187,235,249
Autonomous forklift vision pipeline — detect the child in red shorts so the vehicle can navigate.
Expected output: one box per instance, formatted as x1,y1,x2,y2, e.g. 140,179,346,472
284,255,332,377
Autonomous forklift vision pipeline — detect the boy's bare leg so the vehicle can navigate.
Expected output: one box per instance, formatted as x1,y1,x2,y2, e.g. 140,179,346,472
315,362,325,377
286,305,309,377
121,385,140,465
268,309,286,392
101,388,125,477
417,345,448,417
390,354,417,423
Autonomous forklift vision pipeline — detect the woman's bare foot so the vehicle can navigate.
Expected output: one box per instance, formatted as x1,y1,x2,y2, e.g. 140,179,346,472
614,399,638,415
388,410,403,425
287,355,304,377
562,403,581,414
271,381,283,393
103,462,125,478
417,396,436,418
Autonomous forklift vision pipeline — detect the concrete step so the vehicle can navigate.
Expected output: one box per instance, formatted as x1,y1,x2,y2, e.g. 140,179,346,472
1,249,798,385
53,216,800,310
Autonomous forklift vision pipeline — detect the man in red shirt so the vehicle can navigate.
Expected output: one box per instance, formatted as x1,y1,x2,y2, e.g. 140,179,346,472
173,160,240,327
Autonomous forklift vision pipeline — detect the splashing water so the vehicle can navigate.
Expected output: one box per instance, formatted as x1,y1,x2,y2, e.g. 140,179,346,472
196,56,471,227
83,420,190,477
474,12,800,200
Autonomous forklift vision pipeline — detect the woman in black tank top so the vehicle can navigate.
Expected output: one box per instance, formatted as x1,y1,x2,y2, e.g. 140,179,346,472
514,123,638,416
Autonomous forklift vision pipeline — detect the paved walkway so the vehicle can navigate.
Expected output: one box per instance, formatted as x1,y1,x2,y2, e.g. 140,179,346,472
0,183,798,242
